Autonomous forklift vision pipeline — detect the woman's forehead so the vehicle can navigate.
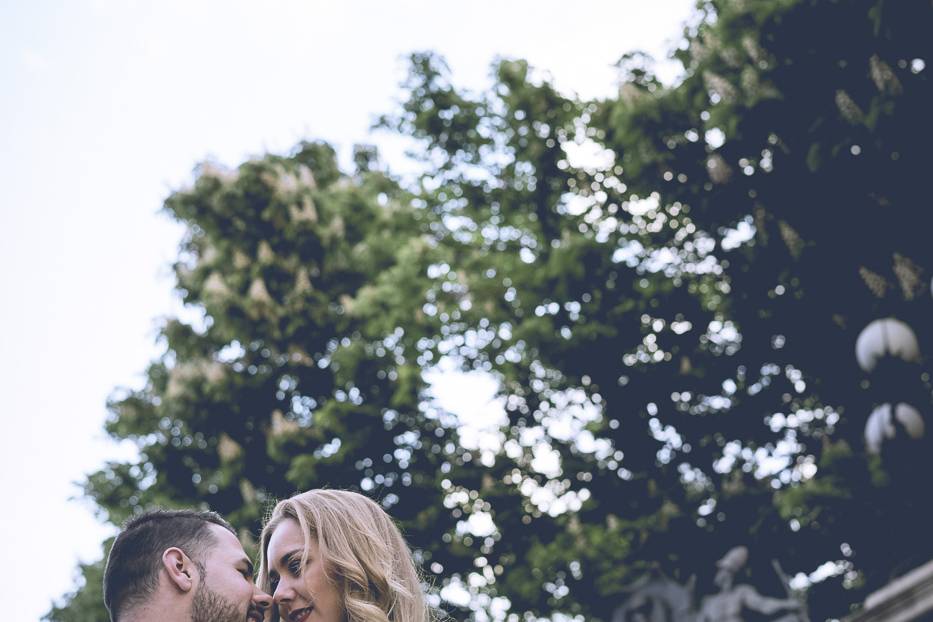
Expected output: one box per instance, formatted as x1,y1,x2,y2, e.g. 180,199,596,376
267,517,305,555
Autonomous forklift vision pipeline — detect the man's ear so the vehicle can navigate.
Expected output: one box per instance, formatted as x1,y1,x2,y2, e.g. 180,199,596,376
161,547,196,593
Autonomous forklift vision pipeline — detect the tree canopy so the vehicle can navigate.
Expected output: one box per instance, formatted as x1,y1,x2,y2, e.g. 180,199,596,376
49,1,932,621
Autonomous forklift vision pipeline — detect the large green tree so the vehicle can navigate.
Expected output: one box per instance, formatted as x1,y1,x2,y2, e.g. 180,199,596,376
381,1,932,621
47,142,473,621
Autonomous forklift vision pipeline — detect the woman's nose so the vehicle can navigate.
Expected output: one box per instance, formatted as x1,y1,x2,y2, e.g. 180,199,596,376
273,579,294,604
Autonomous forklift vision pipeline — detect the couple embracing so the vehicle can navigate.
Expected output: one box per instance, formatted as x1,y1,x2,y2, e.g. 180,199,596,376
103,489,427,622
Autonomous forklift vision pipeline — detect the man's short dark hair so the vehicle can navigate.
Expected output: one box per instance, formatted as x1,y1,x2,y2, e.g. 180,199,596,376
103,509,235,621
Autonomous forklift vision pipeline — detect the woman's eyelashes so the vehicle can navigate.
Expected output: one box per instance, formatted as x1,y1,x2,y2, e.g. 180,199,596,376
287,555,302,576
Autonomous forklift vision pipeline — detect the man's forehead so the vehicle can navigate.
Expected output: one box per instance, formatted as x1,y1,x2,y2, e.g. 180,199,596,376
206,523,247,556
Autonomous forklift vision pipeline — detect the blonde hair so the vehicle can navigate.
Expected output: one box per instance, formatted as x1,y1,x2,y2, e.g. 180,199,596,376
258,489,429,622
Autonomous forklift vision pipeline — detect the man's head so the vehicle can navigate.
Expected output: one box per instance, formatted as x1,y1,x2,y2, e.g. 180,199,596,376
103,509,270,622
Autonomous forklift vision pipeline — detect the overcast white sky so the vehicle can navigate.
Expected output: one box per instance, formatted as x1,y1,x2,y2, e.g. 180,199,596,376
0,2,694,619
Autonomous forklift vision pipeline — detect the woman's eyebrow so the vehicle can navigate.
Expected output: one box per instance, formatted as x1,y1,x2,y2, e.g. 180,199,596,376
279,549,302,568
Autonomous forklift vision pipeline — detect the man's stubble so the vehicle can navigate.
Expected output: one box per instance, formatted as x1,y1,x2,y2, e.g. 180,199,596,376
190,573,248,622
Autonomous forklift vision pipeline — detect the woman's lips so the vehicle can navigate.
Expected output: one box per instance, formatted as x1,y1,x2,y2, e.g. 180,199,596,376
289,606,313,622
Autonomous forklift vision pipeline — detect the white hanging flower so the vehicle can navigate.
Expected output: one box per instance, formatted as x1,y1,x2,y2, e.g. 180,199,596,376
859,266,889,298
330,215,346,237
294,267,312,294
619,83,646,105
835,90,864,124
165,359,225,398
704,71,737,103
203,272,230,299
288,346,314,366
233,250,251,269
707,154,733,184
778,220,804,258
218,433,242,462
239,479,257,504
257,241,275,264
248,277,273,305
202,360,225,384
892,253,921,300
855,318,921,373
275,168,299,195
740,67,759,96
289,197,318,223
870,55,902,95
201,244,219,265
742,36,762,63
200,163,239,183
270,409,300,437
296,164,317,189
175,264,195,288
165,364,192,399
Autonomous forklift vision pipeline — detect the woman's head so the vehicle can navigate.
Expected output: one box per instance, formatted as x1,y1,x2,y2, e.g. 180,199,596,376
258,489,428,622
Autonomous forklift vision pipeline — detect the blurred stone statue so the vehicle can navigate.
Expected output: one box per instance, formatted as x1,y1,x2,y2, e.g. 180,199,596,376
612,546,808,622
612,574,696,622
696,546,805,622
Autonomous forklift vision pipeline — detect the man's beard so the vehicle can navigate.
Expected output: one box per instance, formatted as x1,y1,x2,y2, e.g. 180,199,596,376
191,582,248,622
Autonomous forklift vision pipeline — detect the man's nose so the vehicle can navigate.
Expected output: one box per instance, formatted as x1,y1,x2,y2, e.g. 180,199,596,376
253,587,273,609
